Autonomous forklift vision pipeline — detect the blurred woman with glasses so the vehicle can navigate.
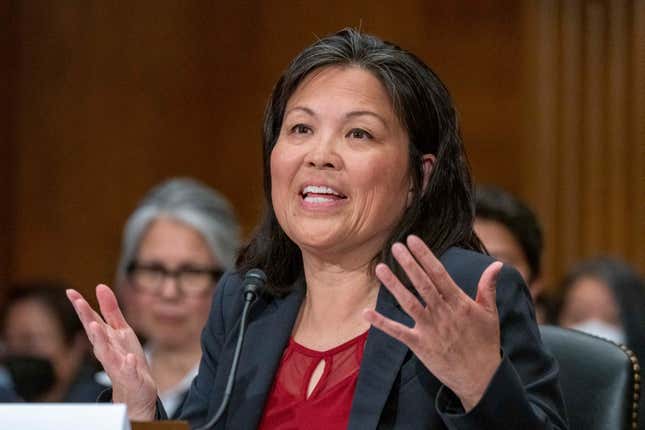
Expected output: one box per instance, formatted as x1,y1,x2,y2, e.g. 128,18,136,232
96,177,240,418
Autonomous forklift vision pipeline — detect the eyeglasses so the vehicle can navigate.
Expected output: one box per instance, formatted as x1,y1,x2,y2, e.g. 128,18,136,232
126,261,224,297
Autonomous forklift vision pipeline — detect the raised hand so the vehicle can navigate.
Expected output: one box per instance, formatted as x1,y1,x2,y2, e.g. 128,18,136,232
67,285,158,420
363,235,503,412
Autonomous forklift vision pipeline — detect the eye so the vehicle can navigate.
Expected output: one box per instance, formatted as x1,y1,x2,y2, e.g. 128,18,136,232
346,128,373,140
290,124,312,135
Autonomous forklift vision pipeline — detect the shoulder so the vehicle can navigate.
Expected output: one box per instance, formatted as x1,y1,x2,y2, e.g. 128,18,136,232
439,247,527,301
210,271,245,331
217,270,245,297
440,247,496,277
210,270,282,331
439,247,494,297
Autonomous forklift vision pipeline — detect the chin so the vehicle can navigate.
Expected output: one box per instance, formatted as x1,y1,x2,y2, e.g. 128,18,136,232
156,339,192,350
292,229,343,251
148,323,186,338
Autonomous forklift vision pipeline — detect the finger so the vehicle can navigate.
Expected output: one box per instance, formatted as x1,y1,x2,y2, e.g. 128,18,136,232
96,284,129,329
68,290,106,335
390,243,443,311
475,262,503,313
375,263,427,323
406,235,467,306
123,353,142,382
66,288,84,302
89,321,125,369
363,308,418,347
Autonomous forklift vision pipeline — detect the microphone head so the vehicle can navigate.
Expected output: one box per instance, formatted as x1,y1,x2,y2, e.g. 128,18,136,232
245,268,267,283
242,268,267,301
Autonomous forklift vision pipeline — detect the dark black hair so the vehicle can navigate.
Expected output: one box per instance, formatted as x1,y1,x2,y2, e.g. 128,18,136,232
1,282,83,345
556,257,645,367
238,28,483,295
475,185,543,282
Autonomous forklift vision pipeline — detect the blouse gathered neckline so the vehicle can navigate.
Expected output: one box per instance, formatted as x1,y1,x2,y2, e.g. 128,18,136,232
258,329,370,430
288,330,369,357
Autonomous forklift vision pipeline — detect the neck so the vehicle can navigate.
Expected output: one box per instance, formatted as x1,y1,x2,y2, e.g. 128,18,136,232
149,341,201,392
150,341,201,368
296,252,379,344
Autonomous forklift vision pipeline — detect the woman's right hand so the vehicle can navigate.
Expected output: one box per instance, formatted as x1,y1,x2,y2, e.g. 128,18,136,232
67,285,158,421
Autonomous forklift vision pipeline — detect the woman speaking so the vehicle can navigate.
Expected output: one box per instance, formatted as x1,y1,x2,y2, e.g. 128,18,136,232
67,29,567,429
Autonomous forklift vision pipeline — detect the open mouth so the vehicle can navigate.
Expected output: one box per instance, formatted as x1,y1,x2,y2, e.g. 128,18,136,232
300,185,348,203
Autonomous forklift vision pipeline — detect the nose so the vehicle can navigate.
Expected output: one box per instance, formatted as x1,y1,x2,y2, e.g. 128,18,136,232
158,275,181,300
304,133,342,170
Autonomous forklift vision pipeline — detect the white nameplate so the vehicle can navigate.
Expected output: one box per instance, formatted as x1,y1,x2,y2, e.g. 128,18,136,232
0,403,131,430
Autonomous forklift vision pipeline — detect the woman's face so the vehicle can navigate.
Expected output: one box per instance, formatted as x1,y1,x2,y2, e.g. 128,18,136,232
3,299,78,389
558,275,622,329
126,217,218,349
270,66,411,265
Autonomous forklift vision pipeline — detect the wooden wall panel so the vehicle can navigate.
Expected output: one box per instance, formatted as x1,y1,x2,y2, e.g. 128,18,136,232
582,1,606,255
524,0,559,284
632,0,645,271
607,0,628,256
7,1,527,299
10,2,267,297
559,0,583,271
6,0,641,300
524,0,644,290
0,1,16,300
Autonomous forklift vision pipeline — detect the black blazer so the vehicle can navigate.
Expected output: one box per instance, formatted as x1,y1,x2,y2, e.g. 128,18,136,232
163,247,568,429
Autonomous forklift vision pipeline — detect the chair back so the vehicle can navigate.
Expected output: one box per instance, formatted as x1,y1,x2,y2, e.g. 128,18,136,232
539,325,640,430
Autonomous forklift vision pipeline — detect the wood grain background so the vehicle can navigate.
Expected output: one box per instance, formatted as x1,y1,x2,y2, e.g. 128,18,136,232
1,0,642,302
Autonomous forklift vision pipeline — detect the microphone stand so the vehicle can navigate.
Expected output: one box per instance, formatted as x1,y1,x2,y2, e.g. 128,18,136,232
193,270,265,430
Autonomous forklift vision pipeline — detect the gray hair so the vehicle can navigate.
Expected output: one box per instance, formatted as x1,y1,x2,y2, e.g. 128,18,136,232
116,178,240,283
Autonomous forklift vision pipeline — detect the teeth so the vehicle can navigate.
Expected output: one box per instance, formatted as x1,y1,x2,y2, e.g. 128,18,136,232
303,196,335,203
302,185,342,196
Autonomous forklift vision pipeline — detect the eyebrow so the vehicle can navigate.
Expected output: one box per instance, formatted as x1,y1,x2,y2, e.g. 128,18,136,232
284,106,315,117
345,110,388,129
284,106,389,129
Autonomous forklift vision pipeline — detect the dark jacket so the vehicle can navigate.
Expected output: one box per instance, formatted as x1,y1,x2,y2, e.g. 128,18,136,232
163,247,568,429
65,362,106,403
0,386,20,402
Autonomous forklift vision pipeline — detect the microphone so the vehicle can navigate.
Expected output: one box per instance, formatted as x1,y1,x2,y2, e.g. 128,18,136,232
241,268,267,302
193,269,267,430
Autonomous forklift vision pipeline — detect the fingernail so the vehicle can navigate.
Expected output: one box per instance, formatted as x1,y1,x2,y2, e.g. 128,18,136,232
493,262,503,282
407,234,421,243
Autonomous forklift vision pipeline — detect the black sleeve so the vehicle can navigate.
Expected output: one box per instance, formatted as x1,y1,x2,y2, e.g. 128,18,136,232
436,265,569,429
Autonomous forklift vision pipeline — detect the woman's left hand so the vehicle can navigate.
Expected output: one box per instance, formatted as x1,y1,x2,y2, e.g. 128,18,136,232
363,235,504,412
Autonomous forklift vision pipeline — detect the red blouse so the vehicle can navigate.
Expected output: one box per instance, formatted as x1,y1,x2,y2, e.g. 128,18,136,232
258,331,369,430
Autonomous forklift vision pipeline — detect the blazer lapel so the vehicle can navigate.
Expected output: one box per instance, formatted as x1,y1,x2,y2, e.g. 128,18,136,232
347,286,413,430
222,282,304,429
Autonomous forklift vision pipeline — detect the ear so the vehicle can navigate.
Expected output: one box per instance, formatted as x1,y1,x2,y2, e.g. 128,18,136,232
407,154,436,206
421,154,436,192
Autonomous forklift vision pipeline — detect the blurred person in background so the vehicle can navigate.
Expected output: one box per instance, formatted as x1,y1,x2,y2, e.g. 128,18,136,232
474,185,548,323
555,257,645,430
96,177,240,418
0,283,103,402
